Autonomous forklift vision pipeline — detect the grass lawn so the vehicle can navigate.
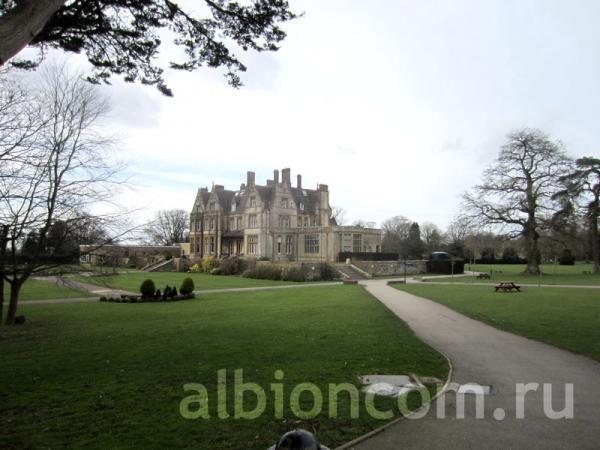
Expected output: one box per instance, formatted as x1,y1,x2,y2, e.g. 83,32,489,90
72,270,314,293
16,278,95,301
0,285,448,450
433,263,600,285
396,284,600,361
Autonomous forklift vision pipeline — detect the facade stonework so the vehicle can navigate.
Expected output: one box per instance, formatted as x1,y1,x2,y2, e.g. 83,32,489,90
189,169,382,263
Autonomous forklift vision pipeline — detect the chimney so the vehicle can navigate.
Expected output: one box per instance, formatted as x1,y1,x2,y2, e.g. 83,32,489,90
318,184,328,192
240,183,246,190
247,171,255,186
214,184,224,192
274,169,279,184
297,174,302,189
282,168,291,186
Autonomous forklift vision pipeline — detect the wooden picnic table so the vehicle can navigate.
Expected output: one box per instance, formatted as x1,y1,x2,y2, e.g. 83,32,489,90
494,282,521,292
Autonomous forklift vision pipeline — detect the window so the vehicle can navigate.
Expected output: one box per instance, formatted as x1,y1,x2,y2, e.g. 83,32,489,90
209,218,215,230
229,217,235,230
237,216,243,229
303,216,309,227
310,216,317,226
279,215,290,228
231,201,236,212
209,202,216,211
353,234,362,252
248,235,258,254
277,236,282,254
299,202,304,211
250,196,256,207
281,198,288,208
285,235,293,255
210,236,215,254
249,214,257,228
304,234,319,254
204,238,210,255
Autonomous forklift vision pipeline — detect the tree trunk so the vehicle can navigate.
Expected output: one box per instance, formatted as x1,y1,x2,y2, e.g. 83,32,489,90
591,200,600,275
523,227,540,275
5,279,23,325
0,0,66,66
0,225,8,325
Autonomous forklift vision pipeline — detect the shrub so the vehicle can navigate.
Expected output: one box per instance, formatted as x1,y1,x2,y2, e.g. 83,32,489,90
171,286,178,298
201,256,218,273
242,268,257,278
180,277,195,295
155,289,161,298
219,257,242,275
189,263,202,273
163,286,172,301
255,264,281,280
282,266,306,282
211,267,222,275
99,296,107,302
426,259,465,274
319,263,338,281
140,279,156,298
559,249,575,265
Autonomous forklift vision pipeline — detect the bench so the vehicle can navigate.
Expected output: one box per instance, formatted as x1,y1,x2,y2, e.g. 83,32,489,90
476,273,491,279
494,282,520,292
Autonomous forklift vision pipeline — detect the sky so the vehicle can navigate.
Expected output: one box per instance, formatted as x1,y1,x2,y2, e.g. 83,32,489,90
27,0,600,229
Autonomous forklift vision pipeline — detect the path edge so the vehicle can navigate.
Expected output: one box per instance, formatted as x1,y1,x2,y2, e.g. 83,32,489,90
334,330,454,449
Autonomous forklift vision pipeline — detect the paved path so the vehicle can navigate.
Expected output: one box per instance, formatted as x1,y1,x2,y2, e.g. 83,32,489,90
23,281,342,305
352,280,600,450
35,276,136,297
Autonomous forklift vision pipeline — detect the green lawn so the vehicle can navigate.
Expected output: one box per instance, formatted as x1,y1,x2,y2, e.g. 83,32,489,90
396,284,600,361
433,263,600,285
17,278,95,301
0,285,448,449
72,270,314,293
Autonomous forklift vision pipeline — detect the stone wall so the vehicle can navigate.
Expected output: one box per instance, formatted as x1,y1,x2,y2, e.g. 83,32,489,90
353,260,427,277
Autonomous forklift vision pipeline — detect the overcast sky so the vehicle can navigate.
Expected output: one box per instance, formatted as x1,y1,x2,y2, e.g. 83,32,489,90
55,0,600,229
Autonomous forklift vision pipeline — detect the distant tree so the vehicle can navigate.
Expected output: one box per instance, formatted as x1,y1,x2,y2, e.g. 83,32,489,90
331,206,347,225
421,222,443,253
144,209,189,246
463,129,572,275
501,246,519,263
444,216,473,257
381,215,412,256
480,247,496,262
0,0,298,96
352,219,376,228
406,222,425,259
554,157,600,273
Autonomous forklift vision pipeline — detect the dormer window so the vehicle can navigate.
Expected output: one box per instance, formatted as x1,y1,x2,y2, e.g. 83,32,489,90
299,203,304,211
231,201,236,212
281,198,288,208
250,196,256,207
209,202,215,211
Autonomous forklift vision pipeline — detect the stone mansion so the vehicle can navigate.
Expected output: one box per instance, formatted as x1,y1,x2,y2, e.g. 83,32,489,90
188,168,382,263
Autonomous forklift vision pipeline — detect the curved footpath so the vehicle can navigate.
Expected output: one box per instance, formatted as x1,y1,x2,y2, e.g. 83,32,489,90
351,279,600,450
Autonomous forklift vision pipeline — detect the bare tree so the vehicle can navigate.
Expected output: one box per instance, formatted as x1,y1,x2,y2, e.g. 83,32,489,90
144,209,189,246
330,206,347,225
421,221,443,253
463,129,572,274
0,64,123,324
381,215,412,256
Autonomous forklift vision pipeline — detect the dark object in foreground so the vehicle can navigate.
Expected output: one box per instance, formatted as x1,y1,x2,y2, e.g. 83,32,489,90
269,429,330,450
495,282,521,292
476,273,491,279
14,315,26,325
